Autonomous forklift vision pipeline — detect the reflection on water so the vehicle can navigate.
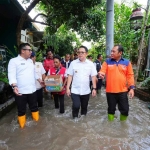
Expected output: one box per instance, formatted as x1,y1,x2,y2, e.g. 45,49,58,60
0,88,150,150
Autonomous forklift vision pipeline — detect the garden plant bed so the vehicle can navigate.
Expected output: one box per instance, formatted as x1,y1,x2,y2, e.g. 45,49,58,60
135,88,150,102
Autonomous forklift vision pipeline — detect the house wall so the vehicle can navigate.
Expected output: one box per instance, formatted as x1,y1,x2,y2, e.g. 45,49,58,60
21,29,33,44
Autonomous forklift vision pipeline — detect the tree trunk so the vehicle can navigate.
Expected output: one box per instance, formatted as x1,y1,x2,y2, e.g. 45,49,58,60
16,0,40,46
135,0,150,84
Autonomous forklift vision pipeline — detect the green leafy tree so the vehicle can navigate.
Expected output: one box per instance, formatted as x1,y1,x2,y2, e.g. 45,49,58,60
87,2,144,65
114,3,140,61
44,25,81,57
17,0,103,45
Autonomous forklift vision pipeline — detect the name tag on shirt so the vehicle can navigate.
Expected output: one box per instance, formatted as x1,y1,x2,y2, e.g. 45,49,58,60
36,65,40,68
21,63,25,65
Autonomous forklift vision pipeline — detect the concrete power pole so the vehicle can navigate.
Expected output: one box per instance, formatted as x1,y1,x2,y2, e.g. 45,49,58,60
106,0,114,57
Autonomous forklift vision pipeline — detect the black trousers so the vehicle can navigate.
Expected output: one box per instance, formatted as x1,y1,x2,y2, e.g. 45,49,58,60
15,91,38,116
71,93,90,118
53,94,65,113
106,92,129,116
89,81,92,91
36,88,43,107
97,79,102,90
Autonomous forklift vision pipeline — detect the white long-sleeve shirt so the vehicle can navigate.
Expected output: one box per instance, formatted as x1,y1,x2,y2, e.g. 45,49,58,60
8,55,39,94
67,59,97,95
35,62,46,90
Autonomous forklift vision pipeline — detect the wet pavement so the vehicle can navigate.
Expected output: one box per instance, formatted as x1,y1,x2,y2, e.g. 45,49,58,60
0,88,150,150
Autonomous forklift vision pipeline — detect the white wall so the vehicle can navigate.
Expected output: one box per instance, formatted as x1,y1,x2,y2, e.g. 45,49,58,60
21,29,33,44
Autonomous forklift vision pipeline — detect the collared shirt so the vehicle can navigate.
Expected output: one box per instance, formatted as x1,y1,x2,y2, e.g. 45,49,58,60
8,55,39,94
94,59,102,79
48,67,68,77
67,58,97,95
99,58,135,93
61,60,71,69
35,62,46,90
94,59,101,72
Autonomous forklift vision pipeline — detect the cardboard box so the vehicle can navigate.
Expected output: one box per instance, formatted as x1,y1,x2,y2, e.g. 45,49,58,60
44,75,63,92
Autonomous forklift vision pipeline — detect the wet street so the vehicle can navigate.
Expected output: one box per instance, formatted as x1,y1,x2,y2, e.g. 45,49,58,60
0,88,150,150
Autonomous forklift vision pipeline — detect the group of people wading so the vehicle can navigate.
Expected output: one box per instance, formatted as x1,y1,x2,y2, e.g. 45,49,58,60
8,43,134,128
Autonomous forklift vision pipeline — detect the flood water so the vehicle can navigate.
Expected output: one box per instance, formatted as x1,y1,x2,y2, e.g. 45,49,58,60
0,88,150,150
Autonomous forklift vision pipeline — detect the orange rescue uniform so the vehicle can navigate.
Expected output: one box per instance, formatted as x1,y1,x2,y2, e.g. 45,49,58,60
99,58,135,93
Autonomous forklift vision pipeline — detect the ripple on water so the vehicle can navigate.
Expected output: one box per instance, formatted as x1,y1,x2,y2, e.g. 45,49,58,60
0,88,149,150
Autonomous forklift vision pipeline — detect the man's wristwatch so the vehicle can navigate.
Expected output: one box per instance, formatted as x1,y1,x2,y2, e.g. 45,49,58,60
12,85,17,89
92,88,97,90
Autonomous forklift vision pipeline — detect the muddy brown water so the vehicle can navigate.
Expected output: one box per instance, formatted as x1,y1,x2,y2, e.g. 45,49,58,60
0,88,150,150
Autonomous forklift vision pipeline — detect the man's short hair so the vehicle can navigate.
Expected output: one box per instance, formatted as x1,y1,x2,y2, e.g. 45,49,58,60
18,43,30,54
79,45,88,52
65,54,70,56
97,54,102,59
46,49,53,55
114,45,124,53
53,54,61,61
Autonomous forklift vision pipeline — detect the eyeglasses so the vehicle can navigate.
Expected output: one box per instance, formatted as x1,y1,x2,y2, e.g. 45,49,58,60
77,51,86,54
23,49,32,52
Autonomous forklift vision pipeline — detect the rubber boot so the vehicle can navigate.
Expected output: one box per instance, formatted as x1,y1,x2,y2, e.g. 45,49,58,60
18,115,26,128
108,114,114,121
120,114,127,121
32,111,39,121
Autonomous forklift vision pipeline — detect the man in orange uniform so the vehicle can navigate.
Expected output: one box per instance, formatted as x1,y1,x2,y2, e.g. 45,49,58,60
99,45,135,121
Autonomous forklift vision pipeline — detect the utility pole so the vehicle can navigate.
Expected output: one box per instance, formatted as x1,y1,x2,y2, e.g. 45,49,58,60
135,0,150,84
106,0,114,57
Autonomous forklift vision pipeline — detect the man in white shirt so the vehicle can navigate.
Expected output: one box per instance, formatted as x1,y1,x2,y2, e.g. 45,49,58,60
30,51,46,107
66,46,97,119
8,43,43,128
61,54,71,69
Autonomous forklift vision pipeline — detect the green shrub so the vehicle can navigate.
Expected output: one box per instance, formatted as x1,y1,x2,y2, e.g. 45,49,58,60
141,77,150,91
